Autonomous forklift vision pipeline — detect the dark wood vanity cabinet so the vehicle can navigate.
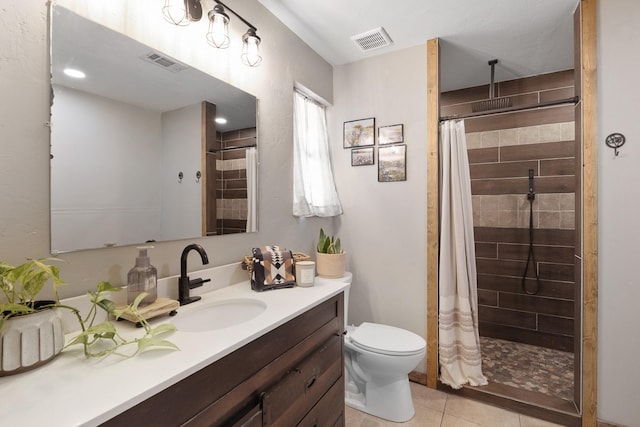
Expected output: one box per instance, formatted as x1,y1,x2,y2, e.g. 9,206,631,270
101,293,345,427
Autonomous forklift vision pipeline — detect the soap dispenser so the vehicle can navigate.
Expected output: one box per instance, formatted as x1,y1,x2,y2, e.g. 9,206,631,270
127,246,157,306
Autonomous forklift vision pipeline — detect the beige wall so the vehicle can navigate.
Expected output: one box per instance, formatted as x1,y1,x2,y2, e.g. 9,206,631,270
0,0,334,298
597,0,640,425
330,46,428,371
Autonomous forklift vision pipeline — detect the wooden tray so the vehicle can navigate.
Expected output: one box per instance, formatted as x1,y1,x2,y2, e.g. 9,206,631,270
117,297,179,327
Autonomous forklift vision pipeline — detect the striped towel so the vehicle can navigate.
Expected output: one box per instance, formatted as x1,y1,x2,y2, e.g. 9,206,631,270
251,245,296,291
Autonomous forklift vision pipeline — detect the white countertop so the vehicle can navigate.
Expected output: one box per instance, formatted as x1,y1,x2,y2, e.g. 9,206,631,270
0,274,348,427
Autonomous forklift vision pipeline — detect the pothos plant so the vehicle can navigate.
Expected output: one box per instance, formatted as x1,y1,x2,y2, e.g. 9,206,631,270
0,258,177,358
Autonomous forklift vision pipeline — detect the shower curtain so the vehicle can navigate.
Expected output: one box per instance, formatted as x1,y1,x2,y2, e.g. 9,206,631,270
245,147,258,233
438,120,487,389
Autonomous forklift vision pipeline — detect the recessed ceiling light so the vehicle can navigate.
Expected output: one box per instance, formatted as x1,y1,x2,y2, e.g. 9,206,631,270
63,68,86,79
215,117,227,124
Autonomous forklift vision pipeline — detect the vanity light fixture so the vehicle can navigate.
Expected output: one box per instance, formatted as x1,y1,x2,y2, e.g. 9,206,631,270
163,0,262,67
162,0,202,26
206,4,230,48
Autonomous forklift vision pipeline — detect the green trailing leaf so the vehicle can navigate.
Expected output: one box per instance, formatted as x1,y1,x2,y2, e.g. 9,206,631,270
151,323,177,336
1,257,179,360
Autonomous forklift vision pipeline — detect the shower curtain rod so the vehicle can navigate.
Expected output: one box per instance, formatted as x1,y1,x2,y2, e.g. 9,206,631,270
439,96,579,122
207,144,256,153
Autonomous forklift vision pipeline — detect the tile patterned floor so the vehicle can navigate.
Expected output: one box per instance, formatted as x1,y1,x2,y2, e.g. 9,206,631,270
345,383,566,427
480,337,574,401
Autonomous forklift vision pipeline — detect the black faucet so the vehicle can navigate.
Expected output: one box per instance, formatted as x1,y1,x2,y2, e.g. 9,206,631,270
178,244,210,306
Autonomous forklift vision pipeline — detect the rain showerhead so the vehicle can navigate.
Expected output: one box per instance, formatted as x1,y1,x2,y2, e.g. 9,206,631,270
471,59,513,112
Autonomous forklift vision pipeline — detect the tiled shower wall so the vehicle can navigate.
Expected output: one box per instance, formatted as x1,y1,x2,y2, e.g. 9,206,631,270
215,128,256,235
441,70,576,352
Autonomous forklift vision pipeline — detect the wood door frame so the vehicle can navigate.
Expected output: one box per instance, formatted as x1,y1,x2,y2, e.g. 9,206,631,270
425,1,597,425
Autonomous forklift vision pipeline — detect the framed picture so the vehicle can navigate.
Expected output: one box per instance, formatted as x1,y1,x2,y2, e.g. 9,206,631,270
343,118,375,148
378,124,403,145
378,144,406,182
351,147,374,166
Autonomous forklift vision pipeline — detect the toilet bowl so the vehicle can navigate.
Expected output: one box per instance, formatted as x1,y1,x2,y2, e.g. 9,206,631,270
323,273,426,423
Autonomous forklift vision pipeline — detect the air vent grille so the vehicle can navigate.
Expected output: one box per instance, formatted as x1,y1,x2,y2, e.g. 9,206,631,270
141,51,187,73
351,27,393,52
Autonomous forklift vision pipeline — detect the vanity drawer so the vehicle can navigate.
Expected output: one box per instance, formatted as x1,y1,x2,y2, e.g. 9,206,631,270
262,334,343,427
101,294,343,427
297,377,345,427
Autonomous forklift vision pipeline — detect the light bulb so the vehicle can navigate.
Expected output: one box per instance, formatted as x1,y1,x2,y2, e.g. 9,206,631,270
241,28,262,67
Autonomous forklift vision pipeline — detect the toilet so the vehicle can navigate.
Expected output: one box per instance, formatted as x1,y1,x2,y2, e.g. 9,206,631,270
325,273,426,423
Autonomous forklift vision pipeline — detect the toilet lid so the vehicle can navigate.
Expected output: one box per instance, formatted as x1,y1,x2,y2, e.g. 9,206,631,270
349,322,426,356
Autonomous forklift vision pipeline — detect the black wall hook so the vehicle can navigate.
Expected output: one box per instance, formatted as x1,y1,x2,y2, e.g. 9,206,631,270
605,133,626,157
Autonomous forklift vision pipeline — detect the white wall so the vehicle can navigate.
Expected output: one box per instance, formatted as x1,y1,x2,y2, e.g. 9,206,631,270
160,103,202,241
330,46,428,371
597,0,640,425
0,0,333,297
50,85,162,252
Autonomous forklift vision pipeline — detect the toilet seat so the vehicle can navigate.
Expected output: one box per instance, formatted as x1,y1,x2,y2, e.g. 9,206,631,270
349,322,425,356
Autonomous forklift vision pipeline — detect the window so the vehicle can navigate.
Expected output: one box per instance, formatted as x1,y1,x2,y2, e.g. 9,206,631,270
292,89,342,217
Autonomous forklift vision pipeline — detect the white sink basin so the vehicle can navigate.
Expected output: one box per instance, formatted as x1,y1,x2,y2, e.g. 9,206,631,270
172,298,267,332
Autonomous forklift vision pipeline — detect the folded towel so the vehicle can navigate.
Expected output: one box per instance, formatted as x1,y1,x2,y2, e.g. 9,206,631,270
251,245,296,291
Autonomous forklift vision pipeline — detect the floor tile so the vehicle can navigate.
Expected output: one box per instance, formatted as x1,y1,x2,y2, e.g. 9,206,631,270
444,394,521,427
440,413,483,427
410,381,448,413
520,414,566,427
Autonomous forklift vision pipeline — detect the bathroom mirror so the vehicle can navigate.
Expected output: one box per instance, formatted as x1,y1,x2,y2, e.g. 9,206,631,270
50,6,258,254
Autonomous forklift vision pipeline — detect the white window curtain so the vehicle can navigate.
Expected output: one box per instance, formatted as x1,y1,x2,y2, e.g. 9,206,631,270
292,89,343,217
245,147,258,232
438,119,488,389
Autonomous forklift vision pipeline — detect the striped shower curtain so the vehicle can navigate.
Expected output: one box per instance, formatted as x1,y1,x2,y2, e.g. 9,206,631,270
438,120,487,389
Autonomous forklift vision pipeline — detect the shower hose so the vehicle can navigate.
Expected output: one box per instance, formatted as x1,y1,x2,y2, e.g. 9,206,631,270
522,170,541,295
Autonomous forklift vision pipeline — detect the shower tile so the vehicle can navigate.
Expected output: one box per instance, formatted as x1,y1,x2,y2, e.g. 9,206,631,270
501,140,575,161
481,130,500,148
498,211,518,227
476,242,497,258
560,122,576,141
560,211,575,230
539,124,563,143
559,193,575,210
466,132,482,149
473,209,481,227
480,195,500,213
537,194,560,211
480,211,501,227
538,315,574,336
539,211,561,229
498,128,518,147
468,147,499,164
480,337,574,403
471,161,537,179
517,126,540,145
472,195,482,212
498,194,519,211
540,159,575,176
518,211,538,228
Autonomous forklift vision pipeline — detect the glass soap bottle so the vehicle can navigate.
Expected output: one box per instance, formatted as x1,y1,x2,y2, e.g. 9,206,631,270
127,246,157,306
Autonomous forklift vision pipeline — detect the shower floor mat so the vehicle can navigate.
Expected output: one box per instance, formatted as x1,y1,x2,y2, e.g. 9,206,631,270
480,336,574,401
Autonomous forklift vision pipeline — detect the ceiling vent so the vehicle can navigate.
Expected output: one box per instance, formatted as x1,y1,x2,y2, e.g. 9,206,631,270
141,51,187,73
351,27,393,52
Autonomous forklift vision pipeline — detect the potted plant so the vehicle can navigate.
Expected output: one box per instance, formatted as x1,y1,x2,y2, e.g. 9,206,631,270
0,258,176,376
316,228,346,278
